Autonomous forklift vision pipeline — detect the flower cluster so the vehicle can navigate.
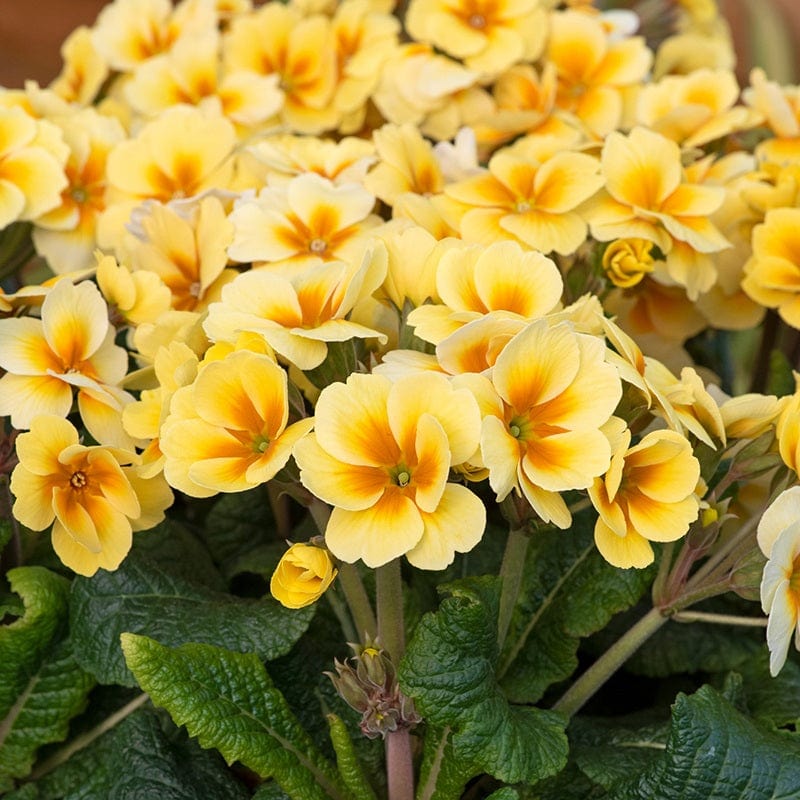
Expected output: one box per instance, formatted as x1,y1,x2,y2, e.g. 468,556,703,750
2,0,800,681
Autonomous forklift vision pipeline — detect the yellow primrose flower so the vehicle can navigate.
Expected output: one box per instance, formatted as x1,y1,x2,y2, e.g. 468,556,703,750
743,68,800,164
99,105,236,248
0,279,130,439
0,106,68,229
223,3,340,134
370,43,478,136
602,239,655,289
331,0,400,133
757,486,800,676
49,26,109,106
227,172,381,274
124,195,236,312
444,139,604,255
91,0,218,72
293,371,486,569
32,109,126,274
742,208,800,329
776,375,800,474
546,9,652,138
589,424,700,569
204,248,388,369
124,30,284,130
10,415,172,577
480,320,622,529
245,135,375,188
720,392,785,440
587,126,730,299
364,124,444,207
96,253,172,327
635,68,762,149
122,341,200,477
161,350,314,497
405,0,547,78
270,542,338,608
407,239,563,345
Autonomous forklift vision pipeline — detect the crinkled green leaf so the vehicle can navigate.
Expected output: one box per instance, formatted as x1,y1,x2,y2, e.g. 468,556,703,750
521,763,607,800
0,638,94,790
609,685,800,800
569,713,669,790
499,521,653,703
487,789,520,800
70,550,314,685
252,784,292,800
326,714,377,800
133,519,226,591
400,577,568,785
729,651,800,728
202,488,276,566
415,726,475,800
6,706,249,800
121,634,349,800
0,568,70,715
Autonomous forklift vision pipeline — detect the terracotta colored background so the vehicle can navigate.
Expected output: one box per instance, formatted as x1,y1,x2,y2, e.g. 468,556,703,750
0,0,798,89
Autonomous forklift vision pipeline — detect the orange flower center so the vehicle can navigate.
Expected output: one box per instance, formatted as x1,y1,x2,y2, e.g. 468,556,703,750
309,237,328,254
70,470,88,490
468,13,487,29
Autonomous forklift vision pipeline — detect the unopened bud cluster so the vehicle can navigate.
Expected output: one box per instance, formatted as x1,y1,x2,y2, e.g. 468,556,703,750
327,641,421,739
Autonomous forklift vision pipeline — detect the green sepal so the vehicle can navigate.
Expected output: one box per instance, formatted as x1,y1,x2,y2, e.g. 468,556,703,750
121,634,350,800
400,576,568,786
325,714,378,800
70,550,314,685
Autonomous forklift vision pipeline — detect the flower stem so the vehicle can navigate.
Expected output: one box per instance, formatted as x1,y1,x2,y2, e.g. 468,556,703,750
338,562,377,642
376,560,413,800
497,527,530,649
376,559,405,661
386,727,414,800
552,607,668,718
671,610,768,627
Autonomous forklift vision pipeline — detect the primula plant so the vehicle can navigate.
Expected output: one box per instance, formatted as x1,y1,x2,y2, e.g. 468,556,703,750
4,0,800,797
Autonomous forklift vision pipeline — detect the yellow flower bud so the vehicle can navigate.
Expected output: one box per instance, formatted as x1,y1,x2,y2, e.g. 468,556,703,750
270,543,338,609
602,238,656,288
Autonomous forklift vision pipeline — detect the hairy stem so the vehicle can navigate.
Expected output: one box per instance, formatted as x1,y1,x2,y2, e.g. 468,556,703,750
376,560,413,800
671,610,768,627
552,607,668,718
497,527,530,650
338,562,377,642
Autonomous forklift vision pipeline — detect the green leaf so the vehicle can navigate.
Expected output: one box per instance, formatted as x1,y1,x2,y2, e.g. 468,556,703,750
521,763,608,800
730,651,800,728
0,638,94,790
486,789,520,800
133,519,226,591
0,568,70,716
609,685,800,800
326,715,377,800
499,521,654,703
0,517,13,554
400,577,568,786
121,634,349,800
201,488,276,567
70,550,314,685
569,713,669,790
414,726,474,800
6,706,250,800
253,784,292,800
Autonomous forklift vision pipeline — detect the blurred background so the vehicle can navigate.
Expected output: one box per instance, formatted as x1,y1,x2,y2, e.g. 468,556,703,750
0,0,798,90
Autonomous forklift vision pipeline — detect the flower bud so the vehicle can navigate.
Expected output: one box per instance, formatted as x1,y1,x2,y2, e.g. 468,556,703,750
326,641,421,739
270,543,337,609
602,239,656,288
